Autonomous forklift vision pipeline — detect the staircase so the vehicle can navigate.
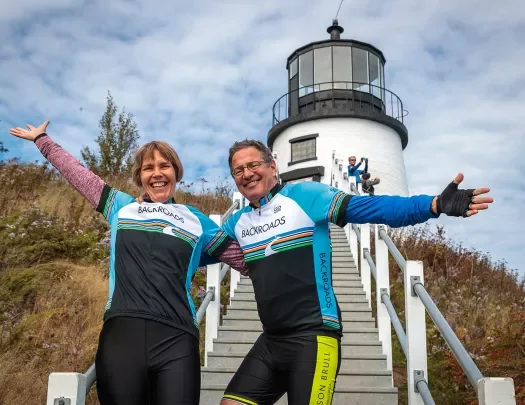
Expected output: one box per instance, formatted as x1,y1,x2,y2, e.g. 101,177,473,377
200,226,398,404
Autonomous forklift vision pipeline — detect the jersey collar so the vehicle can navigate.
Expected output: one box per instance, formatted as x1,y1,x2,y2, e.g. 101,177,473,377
249,182,283,209
143,195,177,204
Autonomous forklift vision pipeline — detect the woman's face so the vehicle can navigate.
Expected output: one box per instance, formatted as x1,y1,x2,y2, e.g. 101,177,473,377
140,149,176,203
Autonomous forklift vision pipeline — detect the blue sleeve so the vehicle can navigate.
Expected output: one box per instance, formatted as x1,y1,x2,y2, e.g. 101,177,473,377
190,208,234,260
287,182,351,226
345,195,439,228
96,185,135,223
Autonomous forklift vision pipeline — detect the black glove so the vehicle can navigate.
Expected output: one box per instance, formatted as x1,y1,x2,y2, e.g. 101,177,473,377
436,182,475,217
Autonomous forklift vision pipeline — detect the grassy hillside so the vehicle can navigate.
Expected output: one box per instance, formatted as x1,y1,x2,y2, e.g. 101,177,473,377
0,159,523,404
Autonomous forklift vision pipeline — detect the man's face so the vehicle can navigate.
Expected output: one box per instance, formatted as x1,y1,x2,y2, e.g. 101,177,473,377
231,147,277,204
349,157,356,165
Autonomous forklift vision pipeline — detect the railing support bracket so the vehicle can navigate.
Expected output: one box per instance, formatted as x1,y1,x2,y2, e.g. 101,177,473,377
411,275,421,297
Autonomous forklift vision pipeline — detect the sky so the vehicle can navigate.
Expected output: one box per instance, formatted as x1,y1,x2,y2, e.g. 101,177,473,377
1,0,524,276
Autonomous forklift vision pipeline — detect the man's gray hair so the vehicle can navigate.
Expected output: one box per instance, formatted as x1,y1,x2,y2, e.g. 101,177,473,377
228,139,274,170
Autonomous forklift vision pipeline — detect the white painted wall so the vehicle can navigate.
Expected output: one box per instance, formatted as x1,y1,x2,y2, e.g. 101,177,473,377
272,118,409,196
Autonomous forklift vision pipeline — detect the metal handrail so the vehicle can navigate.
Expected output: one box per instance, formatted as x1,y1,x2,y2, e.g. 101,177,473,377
83,203,239,395
378,226,406,272
85,364,96,395
376,219,483,392
364,248,407,357
219,264,230,283
221,200,240,225
271,81,406,126
412,280,484,389
351,224,361,241
363,248,377,280
196,290,215,323
381,291,408,357
363,237,435,403
416,377,436,405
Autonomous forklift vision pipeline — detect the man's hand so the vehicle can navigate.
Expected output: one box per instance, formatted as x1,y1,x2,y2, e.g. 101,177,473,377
431,173,493,217
9,120,50,141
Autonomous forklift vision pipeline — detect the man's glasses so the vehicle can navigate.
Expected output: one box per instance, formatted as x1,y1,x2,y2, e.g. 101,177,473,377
231,160,266,178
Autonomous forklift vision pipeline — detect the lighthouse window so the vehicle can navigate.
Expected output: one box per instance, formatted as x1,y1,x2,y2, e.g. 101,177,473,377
352,48,369,93
333,46,352,89
299,51,314,96
369,53,380,98
314,47,332,91
289,58,298,79
290,135,317,164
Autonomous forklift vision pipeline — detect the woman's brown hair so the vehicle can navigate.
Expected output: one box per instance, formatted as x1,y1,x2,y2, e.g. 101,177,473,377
132,141,184,187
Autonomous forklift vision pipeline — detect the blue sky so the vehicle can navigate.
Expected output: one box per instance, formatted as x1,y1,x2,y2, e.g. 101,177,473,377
1,0,524,276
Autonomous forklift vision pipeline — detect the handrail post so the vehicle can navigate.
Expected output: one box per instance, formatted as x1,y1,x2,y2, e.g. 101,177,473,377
360,223,371,308
204,214,222,367
229,192,244,302
375,225,392,372
405,260,428,405
349,223,358,260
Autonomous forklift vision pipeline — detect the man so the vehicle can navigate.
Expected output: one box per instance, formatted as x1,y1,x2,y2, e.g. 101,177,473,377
347,155,366,184
220,140,492,405
361,172,380,195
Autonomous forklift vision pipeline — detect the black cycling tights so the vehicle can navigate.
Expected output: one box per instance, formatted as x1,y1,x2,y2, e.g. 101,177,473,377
95,317,200,405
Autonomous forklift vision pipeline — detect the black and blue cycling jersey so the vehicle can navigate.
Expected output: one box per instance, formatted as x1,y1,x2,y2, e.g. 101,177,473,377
222,181,437,336
96,185,232,338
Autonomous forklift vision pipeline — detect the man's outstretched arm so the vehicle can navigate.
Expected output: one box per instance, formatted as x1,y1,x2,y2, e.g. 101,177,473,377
344,173,493,228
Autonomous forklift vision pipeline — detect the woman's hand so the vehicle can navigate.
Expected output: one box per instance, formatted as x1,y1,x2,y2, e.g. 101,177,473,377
9,120,50,141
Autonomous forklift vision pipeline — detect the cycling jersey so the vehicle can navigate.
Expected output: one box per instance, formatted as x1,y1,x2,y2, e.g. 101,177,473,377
96,185,233,338
222,181,436,336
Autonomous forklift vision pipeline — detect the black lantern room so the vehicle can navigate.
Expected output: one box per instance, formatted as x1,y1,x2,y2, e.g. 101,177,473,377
268,20,408,150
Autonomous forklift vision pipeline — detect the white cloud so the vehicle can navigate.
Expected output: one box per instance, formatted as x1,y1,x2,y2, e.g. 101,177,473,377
1,0,524,274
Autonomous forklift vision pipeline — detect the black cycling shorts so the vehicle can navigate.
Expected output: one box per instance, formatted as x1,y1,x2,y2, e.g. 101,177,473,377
223,333,341,405
95,317,200,405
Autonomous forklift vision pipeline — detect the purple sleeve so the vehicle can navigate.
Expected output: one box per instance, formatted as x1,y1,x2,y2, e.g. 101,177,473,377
34,134,105,208
218,241,249,276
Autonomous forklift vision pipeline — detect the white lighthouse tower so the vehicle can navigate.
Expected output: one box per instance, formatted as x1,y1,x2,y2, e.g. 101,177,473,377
269,20,409,196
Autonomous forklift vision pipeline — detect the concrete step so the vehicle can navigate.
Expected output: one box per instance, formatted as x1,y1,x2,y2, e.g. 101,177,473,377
334,286,366,295
200,385,398,405
332,261,357,267
201,367,392,387
224,307,372,319
331,247,352,251
212,339,383,355
222,316,374,329
332,274,361,281
332,251,354,257
226,304,371,316
235,281,363,293
230,291,367,303
333,280,362,287
336,295,369,303
236,278,363,288
227,298,371,311
217,326,378,341
206,352,388,370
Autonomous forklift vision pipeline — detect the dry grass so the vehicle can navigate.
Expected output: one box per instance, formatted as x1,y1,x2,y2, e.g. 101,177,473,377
0,262,106,405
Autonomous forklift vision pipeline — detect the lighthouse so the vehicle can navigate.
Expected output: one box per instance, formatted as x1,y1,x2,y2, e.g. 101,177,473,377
269,20,409,196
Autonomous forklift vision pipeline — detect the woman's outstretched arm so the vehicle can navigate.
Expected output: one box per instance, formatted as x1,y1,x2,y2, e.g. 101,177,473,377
9,120,105,208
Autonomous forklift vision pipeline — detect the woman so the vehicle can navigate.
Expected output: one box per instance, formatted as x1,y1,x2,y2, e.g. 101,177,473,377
9,120,248,405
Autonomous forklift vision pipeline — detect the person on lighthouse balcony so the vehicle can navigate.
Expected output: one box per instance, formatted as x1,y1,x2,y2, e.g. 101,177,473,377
218,139,493,405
